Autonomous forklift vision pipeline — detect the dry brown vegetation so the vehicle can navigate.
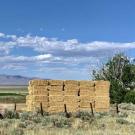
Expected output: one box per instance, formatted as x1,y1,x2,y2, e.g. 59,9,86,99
0,103,135,135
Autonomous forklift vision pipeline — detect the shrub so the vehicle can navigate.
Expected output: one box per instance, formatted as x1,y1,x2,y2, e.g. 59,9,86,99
75,111,94,121
20,112,31,121
17,122,27,128
32,116,42,123
51,116,71,128
124,91,135,104
3,109,19,119
116,118,129,124
41,117,51,126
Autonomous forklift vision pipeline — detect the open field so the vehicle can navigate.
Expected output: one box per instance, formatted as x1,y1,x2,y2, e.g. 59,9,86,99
0,85,28,103
0,103,135,135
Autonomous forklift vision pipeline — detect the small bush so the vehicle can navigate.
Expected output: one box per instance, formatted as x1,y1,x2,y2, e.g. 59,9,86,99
41,117,51,126
20,112,31,121
32,116,42,123
124,91,135,104
17,122,27,128
51,116,71,128
116,118,129,124
119,103,135,111
76,111,94,121
118,112,128,118
3,109,19,119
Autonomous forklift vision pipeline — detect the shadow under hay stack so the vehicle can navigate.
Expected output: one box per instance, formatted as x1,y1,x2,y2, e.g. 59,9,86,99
26,80,110,113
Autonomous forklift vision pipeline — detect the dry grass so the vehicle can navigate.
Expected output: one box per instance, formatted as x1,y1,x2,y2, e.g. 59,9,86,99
0,103,135,135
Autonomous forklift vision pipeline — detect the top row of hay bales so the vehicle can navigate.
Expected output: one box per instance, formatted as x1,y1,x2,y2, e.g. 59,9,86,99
29,80,109,86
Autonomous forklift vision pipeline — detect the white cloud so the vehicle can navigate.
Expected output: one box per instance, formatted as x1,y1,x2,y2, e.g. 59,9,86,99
0,33,5,38
0,54,54,62
0,32,135,79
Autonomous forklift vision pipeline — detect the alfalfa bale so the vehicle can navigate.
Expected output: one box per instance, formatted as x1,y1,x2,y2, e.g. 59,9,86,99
95,96,110,101
49,96,64,102
32,85,50,90
31,90,49,95
79,101,95,108
48,106,64,113
64,86,79,91
95,85,110,93
80,90,95,96
49,80,64,86
31,95,48,102
29,80,49,86
49,90,64,96
79,86,95,91
64,96,79,102
64,90,78,96
64,80,79,86
49,86,63,91
49,101,64,107
95,92,109,97
79,96,95,101
32,101,49,107
79,81,95,87
65,106,79,112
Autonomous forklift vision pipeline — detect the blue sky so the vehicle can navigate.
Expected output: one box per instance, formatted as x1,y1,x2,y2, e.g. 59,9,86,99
0,0,135,80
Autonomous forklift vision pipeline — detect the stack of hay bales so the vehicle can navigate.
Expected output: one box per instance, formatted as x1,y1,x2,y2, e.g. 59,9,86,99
64,80,79,112
79,81,95,111
94,81,110,112
48,80,64,113
26,79,110,113
26,80,49,112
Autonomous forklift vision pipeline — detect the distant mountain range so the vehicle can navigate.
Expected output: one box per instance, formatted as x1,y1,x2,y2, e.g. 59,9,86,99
0,74,44,85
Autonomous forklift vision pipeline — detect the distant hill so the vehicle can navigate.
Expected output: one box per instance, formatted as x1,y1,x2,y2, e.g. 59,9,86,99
0,74,42,85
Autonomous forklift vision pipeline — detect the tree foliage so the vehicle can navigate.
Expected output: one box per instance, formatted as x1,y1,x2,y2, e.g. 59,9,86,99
92,53,135,103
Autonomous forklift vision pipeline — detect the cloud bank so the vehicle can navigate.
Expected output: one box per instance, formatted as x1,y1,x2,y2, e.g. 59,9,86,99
0,32,135,79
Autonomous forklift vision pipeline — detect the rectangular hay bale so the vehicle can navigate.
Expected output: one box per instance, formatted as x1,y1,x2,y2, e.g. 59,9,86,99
79,81,95,87
49,80,64,86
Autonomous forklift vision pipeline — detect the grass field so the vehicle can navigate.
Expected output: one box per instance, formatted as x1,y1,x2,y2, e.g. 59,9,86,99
0,103,135,135
0,86,28,103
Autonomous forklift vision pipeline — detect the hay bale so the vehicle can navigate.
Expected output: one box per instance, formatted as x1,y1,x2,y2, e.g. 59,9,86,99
66,106,79,112
64,80,79,86
79,96,95,101
64,91,78,96
49,101,64,106
49,80,64,86
48,106,64,113
95,96,110,100
95,85,110,92
32,102,49,108
79,81,95,87
79,86,95,91
31,90,48,95
29,80,49,86
95,99,110,107
49,86,63,91
80,90,95,96
95,92,109,97
94,80,110,86
49,90,63,96
49,96,63,102
32,85,50,90
79,101,95,108
30,95,48,102
64,96,79,102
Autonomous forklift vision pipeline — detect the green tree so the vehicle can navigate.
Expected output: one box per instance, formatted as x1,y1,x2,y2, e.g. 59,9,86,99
92,53,135,103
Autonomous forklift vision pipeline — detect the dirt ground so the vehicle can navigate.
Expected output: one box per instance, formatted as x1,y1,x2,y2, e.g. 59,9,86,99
0,103,26,113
